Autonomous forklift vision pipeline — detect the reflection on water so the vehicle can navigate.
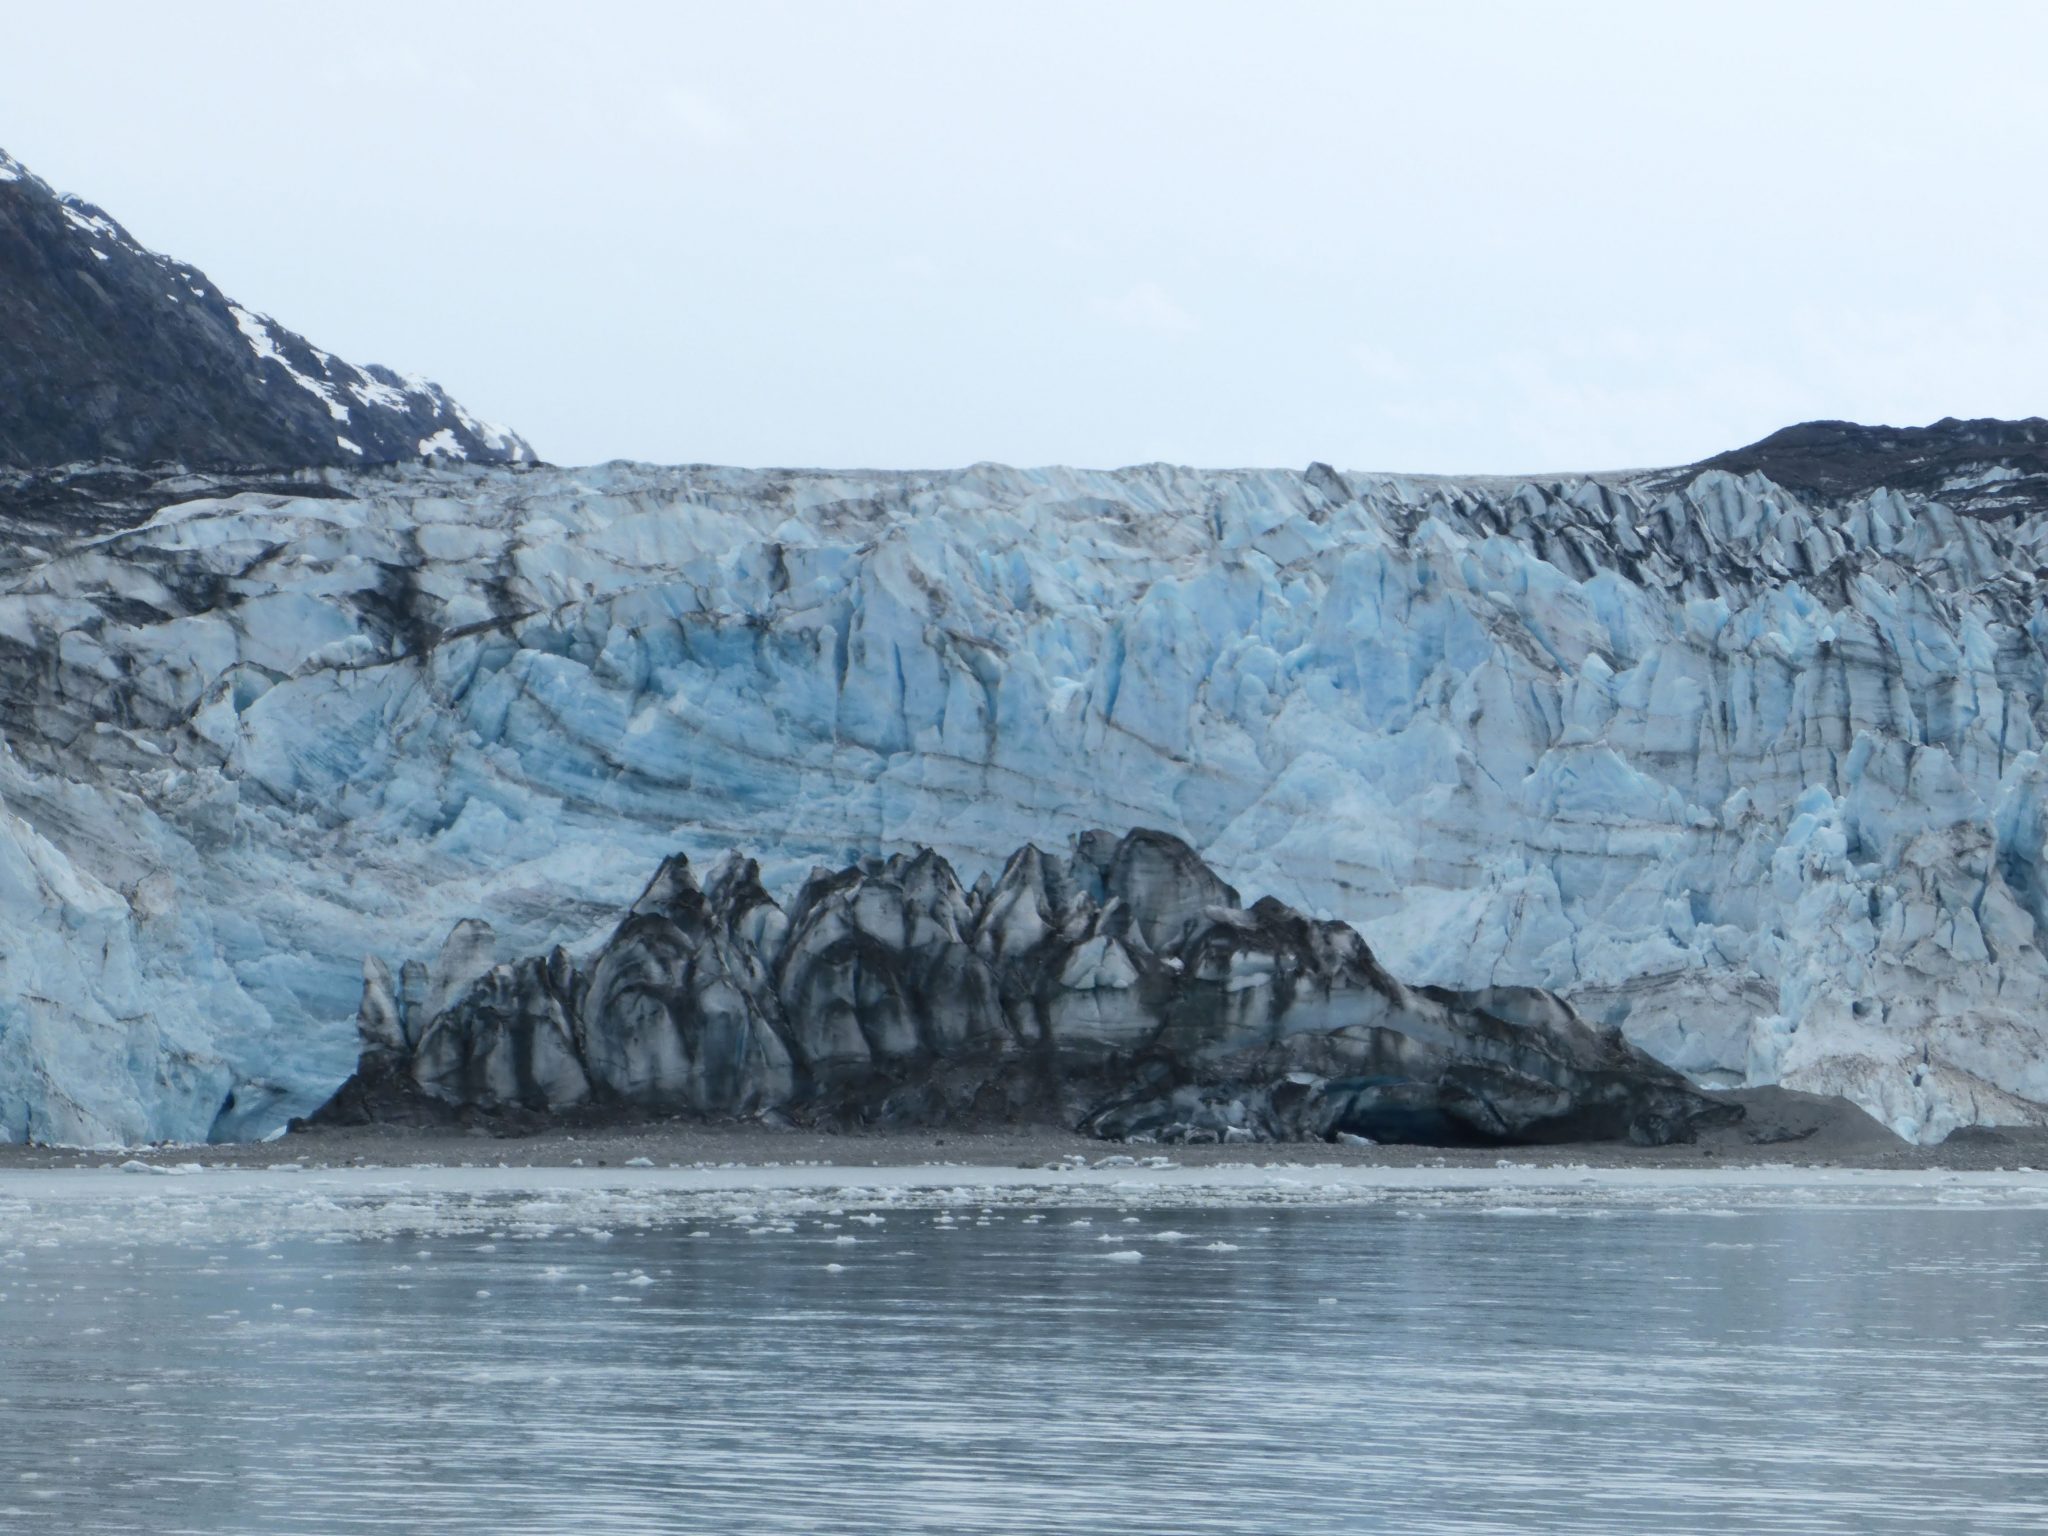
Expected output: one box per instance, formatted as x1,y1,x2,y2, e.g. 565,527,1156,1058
4,1200,2047,1534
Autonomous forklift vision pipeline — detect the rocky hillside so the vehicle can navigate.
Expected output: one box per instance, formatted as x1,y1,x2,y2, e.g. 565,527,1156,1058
0,148,532,470
1688,418,2048,519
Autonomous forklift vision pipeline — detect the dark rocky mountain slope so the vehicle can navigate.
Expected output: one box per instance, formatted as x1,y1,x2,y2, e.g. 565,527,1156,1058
1684,416,2048,518
0,147,531,471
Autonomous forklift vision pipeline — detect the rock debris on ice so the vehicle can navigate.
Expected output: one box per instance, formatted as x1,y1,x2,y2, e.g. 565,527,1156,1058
317,828,1731,1147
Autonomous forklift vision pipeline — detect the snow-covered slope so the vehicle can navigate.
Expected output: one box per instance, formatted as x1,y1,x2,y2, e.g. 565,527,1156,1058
3,446,2047,1144
0,148,532,469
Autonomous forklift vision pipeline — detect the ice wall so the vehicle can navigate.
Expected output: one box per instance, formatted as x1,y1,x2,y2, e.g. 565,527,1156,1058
3,458,2045,1143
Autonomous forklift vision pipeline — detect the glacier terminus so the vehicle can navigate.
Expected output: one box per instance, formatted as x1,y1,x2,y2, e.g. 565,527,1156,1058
5,433,2048,1146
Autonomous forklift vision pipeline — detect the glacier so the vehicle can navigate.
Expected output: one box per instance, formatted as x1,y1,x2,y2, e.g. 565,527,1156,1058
3,455,2047,1145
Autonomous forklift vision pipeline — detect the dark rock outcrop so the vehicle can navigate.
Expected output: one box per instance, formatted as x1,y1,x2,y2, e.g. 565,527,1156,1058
312,829,1739,1147
0,148,532,471
1685,417,2048,519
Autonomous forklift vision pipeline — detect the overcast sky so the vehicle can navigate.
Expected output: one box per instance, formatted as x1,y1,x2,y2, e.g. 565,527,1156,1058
6,1,2045,472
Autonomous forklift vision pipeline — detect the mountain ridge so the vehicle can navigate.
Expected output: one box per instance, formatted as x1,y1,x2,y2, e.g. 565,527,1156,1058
0,148,533,472
1682,416,2048,519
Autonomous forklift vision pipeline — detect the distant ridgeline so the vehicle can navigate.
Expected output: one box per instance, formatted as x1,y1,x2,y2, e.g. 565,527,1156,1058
313,829,1738,1148
1684,417,2048,520
0,147,532,471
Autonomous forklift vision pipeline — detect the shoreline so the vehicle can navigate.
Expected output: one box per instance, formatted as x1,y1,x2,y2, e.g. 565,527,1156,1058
3,1086,2045,1177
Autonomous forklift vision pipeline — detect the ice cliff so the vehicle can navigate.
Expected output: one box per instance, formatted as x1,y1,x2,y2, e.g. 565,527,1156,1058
4,432,2048,1145
314,829,1734,1147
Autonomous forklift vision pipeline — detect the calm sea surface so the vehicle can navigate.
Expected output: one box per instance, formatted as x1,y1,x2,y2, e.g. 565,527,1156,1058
3,1180,2046,1534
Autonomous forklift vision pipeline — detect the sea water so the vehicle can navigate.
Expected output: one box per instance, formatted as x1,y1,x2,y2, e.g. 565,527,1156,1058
1,1165,2045,1534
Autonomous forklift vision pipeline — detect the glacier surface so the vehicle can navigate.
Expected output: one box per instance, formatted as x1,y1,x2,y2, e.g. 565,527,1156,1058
3,457,2047,1145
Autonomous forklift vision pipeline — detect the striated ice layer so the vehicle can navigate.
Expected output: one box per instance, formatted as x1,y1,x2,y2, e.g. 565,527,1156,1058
3,458,2048,1144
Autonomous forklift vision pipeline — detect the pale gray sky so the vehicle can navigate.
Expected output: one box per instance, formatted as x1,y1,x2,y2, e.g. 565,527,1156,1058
6,1,2045,472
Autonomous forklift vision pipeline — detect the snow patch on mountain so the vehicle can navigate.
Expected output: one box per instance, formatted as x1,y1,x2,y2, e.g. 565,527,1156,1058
228,304,353,423
417,428,467,459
